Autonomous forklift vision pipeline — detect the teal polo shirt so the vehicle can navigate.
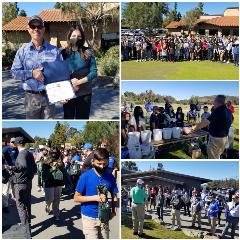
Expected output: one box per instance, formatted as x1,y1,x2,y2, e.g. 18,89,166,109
130,186,148,204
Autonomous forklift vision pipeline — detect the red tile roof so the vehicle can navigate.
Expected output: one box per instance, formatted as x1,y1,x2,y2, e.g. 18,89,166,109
166,16,239,29
3,16,29,31
205,16,239,27
3,9,78,31
38,9,77,22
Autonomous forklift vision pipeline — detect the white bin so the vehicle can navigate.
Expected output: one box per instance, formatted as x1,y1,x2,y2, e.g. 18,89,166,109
153,129,163,141
141,130,152,143
172,127,181,139
163,128,173,140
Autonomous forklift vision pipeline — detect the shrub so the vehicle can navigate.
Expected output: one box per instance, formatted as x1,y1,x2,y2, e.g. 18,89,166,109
98,45,119,77
2,48,17,69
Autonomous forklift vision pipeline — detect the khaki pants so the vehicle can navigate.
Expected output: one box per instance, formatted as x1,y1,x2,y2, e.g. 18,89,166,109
208,217,217,235
192,211,201,227
132,203,145,234
44,186,62,217
171,209,181,227
207,135,228,159
82,214,109,239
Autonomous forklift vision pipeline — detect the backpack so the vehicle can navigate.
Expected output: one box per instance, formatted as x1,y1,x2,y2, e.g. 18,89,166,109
68,161,81,176
50,163,64,181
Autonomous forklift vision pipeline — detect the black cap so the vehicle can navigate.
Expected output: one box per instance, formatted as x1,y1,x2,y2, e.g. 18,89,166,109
28,15,44,27
14,137,25,144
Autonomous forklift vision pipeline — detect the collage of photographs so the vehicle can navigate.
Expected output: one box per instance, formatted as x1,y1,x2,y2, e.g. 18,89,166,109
1,0,239,240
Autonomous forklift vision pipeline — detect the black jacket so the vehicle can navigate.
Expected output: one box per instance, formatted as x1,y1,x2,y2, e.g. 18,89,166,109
12,149,37,184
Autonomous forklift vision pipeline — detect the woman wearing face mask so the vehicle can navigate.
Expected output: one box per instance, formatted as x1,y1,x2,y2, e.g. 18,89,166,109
61,25,97,119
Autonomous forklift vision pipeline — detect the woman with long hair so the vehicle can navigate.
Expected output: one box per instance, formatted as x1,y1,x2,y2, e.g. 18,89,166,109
129,106,146,131
61,25,97,119
41,148,70,220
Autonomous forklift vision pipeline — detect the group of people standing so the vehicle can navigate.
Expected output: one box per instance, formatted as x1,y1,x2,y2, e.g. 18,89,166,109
11,15,97,120
122,179,239,239
122,95,234,159
2,137,118,239
122,34,239,66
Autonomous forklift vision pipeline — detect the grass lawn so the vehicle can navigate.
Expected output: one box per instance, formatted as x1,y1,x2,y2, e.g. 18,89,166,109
121,212,192,239
121,60,239,80
124,103,239,159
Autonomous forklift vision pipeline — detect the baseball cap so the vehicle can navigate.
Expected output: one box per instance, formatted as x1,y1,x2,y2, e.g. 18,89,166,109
14,137,25,144
83,143,93,150
72,155,81,161
28,15,44,27
137,179,144,185
10,137,16,143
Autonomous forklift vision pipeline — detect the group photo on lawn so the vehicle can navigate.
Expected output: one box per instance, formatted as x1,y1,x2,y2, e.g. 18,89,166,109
2,121,119,239
121,161,239,239
2,2,120,119
121,81,239,159
121,2,239,80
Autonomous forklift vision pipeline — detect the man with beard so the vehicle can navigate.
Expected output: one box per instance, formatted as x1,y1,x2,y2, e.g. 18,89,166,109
74,148,118,239
11,15,62,119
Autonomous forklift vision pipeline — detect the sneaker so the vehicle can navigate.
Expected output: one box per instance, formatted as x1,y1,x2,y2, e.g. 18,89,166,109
54,216,60,221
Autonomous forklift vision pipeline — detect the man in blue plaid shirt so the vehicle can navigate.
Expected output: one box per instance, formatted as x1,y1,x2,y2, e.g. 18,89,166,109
11,15,62,119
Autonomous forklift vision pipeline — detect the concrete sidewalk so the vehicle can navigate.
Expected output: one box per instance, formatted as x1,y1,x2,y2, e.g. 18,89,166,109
2,76,119,120
2,175,120,239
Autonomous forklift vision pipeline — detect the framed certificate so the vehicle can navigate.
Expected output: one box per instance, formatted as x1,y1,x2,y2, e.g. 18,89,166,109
46,80,76,104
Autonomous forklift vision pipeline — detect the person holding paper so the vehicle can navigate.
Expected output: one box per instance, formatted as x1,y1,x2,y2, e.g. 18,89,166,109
61,25,97,119
11,15,62,119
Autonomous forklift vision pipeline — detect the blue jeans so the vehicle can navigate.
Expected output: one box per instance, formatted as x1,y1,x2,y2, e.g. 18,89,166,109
233,53,239,66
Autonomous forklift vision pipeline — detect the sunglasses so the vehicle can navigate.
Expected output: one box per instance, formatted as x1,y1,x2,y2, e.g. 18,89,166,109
29,25,44,30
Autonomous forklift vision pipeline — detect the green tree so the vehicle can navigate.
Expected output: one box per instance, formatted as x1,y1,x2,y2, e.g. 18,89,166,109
58,2,119,49
49,122,69,147
122,3,169,30
188,96,199,105
2,2,19,25
2,2,19,45
70,131,84,148
54,2,62,9
18,9,27,17
122,161,138,171
182,7,202,33
33,136,48,147
197,2,204,15
83,121,119,159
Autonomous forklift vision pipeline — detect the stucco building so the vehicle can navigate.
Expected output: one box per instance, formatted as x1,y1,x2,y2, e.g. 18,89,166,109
3,6,119,50
166,7,239,36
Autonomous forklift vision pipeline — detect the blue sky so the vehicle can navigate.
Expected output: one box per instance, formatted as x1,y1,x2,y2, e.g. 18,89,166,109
17,2,56,16
2,121,86,139
121,81,239,100
122,2,239,16
134,161,239,180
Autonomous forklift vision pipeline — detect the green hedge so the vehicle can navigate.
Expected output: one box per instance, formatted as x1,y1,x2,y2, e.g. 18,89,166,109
98,45,119,77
